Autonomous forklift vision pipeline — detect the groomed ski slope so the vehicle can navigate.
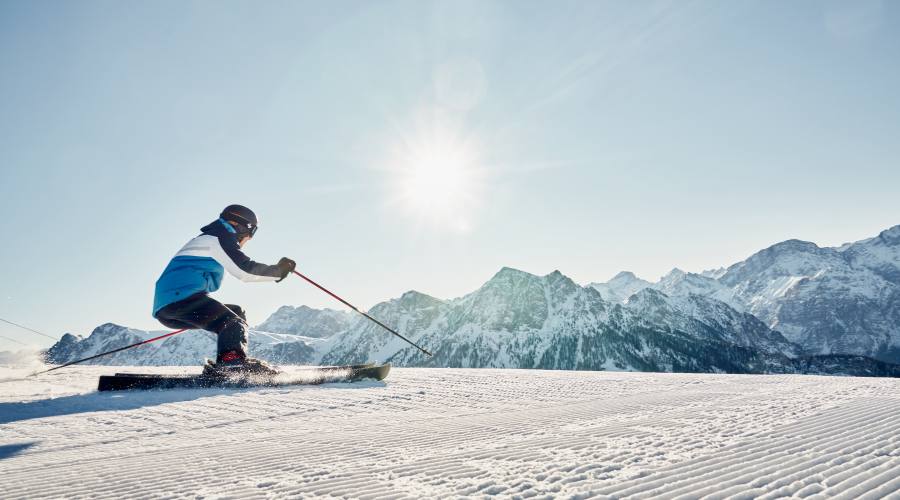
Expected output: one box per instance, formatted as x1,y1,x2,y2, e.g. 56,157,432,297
2,367,900,499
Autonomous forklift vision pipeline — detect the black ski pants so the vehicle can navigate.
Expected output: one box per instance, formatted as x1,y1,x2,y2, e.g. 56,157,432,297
155,293,248,360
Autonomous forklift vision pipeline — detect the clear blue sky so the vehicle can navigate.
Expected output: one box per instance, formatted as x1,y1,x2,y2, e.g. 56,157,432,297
2,0,898,350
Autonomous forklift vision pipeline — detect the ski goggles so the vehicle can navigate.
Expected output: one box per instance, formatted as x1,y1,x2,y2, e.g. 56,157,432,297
219,217,257,237
238,222,258,238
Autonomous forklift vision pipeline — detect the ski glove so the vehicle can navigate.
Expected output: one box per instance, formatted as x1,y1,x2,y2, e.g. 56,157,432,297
276,257,296,282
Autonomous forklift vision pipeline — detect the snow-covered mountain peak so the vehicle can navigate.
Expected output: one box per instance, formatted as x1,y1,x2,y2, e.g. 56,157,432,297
545,269,568,282
701,267,727,279
46,333,84,360
486,266,541,286
471,267,546,300
611,271,639,282
545,269,582,296
93,322,126,333
452,268,554,332
879,225,900,245
654,268,739,308
766,239,824,255
255,305,352,338
733,238,836,272
609,270,647,285
662,268,687,280
624,287,669,308
366,291,446,323
589,270,651,303
656,268,704,294
91,323,150,339
720,238,844,289
842,226,900,285
59,332,82,343
481,267,577,288
395,290,445,310
44,323,153,365
844,225,900,250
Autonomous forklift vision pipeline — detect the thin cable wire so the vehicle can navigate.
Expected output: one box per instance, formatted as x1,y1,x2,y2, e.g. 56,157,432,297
0,317,59,340
0,333,29,346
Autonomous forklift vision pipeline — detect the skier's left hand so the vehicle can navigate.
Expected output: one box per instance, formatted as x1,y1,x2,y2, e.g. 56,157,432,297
276,257,296,282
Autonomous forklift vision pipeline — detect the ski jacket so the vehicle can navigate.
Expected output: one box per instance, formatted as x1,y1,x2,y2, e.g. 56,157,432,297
153,219,281,315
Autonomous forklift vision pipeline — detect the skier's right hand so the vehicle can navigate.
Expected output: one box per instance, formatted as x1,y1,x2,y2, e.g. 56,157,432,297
276,257,296,282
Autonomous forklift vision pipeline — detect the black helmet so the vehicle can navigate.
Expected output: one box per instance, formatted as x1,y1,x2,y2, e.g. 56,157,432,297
220,204,258,237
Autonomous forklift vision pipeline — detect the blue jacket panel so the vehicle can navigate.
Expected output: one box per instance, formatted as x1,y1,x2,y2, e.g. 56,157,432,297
153,219,282,316
152,256,224,314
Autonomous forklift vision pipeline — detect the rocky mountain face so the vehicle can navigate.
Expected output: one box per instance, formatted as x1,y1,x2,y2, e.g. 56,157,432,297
842,226,900,285
254,305,352,338
590,225,900,363
44,268,811,375
45,323,321,367
323,268,859,375
654,269,744,312
621,288,797,357
43,305,350,367
717,236,900,361
43,225,900,376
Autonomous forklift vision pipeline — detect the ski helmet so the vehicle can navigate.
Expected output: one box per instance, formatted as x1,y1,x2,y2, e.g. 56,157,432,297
220,204,258,237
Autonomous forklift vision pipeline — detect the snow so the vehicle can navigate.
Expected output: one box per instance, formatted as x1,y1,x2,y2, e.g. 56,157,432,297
589,271,652,303
254,306,352,338
2,366,900,498
768,275,805,300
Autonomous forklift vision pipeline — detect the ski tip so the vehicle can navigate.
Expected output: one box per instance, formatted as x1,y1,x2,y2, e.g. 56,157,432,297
354,363,391,382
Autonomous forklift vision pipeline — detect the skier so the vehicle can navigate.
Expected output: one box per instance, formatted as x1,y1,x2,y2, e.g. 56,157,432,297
152,204,295,376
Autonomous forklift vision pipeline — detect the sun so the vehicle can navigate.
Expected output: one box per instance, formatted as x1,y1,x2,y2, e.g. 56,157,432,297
386,120,484,232
401,146,472,214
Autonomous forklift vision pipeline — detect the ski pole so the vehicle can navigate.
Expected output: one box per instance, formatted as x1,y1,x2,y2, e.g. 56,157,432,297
31,328,188,376
291,270,433,357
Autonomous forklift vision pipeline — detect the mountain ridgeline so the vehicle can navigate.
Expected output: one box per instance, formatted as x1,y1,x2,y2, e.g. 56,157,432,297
45,225,900,377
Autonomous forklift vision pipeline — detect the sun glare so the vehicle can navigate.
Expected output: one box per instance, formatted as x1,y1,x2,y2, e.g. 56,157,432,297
386,122,484,232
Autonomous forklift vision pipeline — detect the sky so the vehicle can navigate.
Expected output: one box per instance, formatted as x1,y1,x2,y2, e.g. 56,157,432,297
1,0,899,351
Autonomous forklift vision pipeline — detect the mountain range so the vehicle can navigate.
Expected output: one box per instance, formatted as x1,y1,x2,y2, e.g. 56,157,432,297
591,225,900,363
45,225,900,377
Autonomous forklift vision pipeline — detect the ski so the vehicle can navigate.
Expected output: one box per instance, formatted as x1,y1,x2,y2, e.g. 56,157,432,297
97,363,390,392
110,363,377,378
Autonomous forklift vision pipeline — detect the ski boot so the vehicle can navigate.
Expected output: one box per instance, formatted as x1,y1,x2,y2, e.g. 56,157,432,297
203,350,280,378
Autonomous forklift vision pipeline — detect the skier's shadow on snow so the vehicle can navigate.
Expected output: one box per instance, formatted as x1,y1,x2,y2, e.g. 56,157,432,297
0,442,36,461
0,381,385,425
0,389,233,425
